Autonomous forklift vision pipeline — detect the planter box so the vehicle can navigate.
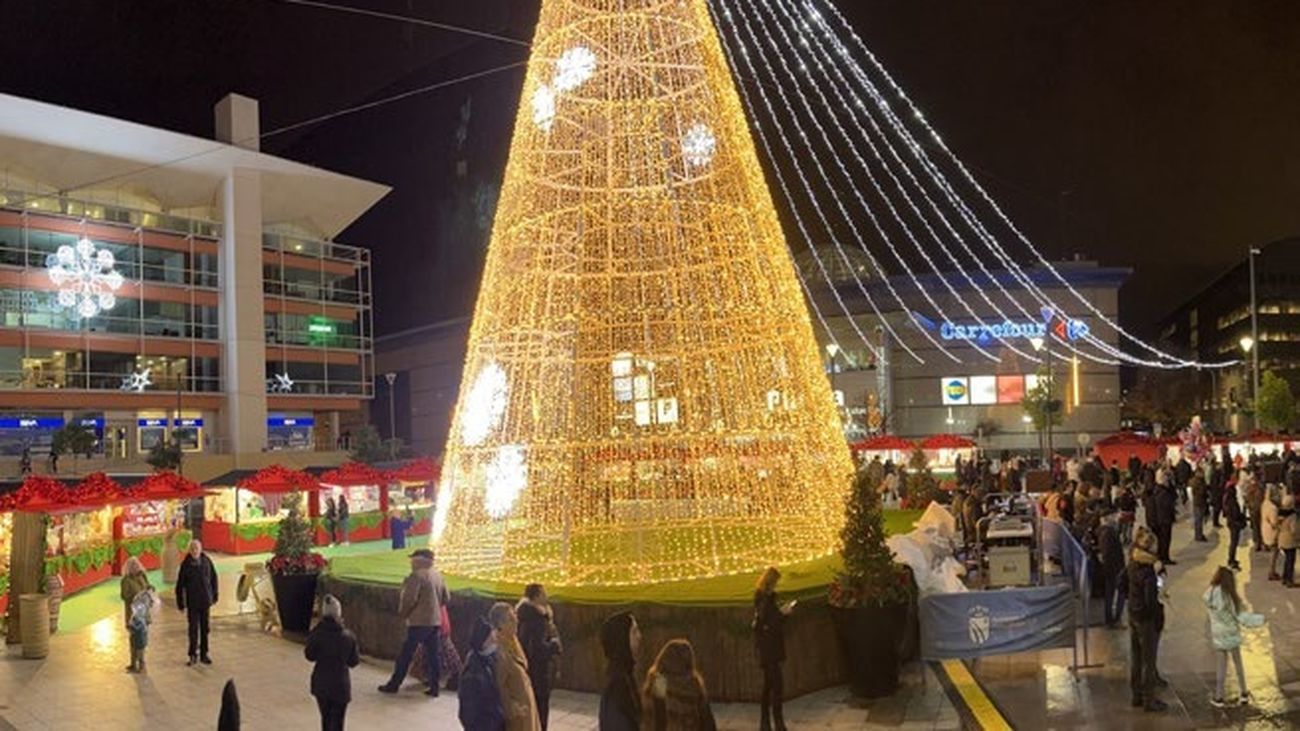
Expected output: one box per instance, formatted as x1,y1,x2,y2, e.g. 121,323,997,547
271,572,320,634
831,603,908,698
320,575,846,702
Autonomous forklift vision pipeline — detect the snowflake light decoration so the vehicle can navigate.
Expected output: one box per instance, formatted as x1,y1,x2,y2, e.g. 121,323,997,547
269,372,295,393
483,444,528,518
682,123,718,168
553,46,597,92
460,362,509,446
46,237,124,318
531,84,557,132
120,368,152,392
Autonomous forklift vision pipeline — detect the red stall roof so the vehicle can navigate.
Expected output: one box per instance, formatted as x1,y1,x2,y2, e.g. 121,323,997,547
920,434,977,450
319,461,391,487
2,471,201,514
389,458,440,484
235,464,320,494
849,435,916,452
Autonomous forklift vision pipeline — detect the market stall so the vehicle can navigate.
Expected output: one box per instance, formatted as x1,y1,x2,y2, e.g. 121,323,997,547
919,434,978,473
315,462,389,544
849,435,916,467
1093,432,1164,468
202,465,320,555
1217,431,1288,465
384,458,439,539
112,472,200,572
15,475,120,598
0,508,11,616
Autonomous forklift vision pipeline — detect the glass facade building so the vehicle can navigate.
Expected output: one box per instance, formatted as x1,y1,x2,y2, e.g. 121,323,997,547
0,92,388,457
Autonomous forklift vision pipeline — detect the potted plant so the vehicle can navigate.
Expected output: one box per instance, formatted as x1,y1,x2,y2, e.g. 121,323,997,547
266,491,327,634
829,469,916,698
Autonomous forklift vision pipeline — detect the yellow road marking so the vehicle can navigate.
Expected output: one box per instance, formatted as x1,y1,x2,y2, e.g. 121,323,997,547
940,659,1014,731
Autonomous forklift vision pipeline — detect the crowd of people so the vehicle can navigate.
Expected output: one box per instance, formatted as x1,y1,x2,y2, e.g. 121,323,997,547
942,445,1297,713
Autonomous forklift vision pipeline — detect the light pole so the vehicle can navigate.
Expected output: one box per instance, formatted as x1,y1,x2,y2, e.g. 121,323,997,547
1240,336,1255,431
1247,247,1261,428
384,371,398,460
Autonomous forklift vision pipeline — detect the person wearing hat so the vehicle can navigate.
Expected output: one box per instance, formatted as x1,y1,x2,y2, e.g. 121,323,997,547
1120,527,1167,712
599,611,642,731
379,548,451,696
305,595,360,730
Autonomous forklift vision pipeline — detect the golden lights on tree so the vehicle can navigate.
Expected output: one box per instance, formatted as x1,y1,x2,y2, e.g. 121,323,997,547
433,0,853,586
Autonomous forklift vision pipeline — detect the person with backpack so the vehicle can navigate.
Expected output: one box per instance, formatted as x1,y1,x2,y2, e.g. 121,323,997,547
459,618,506,731
305,595,360,731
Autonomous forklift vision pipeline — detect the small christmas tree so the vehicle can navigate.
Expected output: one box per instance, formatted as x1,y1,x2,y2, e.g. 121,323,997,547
830,471,912,608
267,491,325,575
903,447,941,509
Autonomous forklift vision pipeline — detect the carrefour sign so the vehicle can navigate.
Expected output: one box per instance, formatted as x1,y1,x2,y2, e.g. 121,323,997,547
917,309,1090,344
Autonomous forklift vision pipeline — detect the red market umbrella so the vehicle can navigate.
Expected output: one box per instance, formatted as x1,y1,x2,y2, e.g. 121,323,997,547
849,435,916,453
919,434,977,450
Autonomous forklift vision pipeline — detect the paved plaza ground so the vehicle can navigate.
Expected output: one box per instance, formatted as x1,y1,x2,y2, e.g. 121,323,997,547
3,514,1300,729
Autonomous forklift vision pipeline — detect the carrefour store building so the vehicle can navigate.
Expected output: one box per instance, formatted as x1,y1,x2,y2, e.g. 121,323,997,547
798,251,1127,455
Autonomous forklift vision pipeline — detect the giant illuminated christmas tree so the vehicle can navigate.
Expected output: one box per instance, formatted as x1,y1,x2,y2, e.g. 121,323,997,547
433,0,853,586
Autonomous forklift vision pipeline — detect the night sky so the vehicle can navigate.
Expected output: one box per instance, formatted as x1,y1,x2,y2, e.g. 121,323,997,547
2,0,1297,338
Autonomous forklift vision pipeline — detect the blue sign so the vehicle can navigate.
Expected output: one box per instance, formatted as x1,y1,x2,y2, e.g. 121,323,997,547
268,417,314,427
0,417,64,429
78,418,105,430
919,584,1076,660
138,418,168,427
177,418,204,428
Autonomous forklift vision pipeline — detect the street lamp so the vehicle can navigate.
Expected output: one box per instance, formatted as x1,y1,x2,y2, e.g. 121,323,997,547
384,372,398,460
1239,336,1255,431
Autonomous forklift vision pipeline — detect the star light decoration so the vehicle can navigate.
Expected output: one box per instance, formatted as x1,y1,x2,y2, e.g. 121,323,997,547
46,237,125,318
682,122,718,168
432,0,853,588
268,372,294,394
120,368,152,392
530,45,598,132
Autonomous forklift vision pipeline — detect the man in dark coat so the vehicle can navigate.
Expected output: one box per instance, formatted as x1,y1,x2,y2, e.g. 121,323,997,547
176,539,219,665
1224,483,1247,570
598,612,641,731
1190,473,1209,542
1097,514,1127,627
1208,460,1224,527
517,584,562,730
1120,528,1166,712
1152,483,1177,565
305,595,360,731
1128,454,1142,482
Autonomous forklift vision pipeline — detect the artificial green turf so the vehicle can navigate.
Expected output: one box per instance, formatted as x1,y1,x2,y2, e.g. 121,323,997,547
53,538,398,633
329,509,924,606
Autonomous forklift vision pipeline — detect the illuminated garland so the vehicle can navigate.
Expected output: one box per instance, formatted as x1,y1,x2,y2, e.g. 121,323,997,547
434,0,855,586
721,0,1010,365
786,0,1234,369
